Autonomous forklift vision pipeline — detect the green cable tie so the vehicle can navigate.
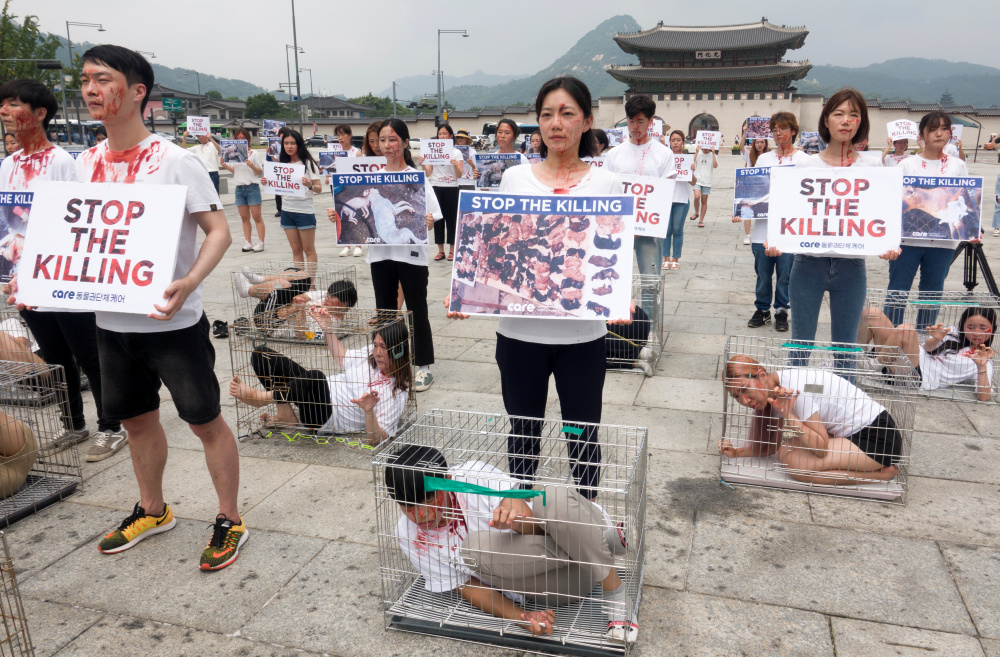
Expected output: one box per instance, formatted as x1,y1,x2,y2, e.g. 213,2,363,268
908,300,967,306
780,343,863,353
361,444,375,451
561,426,584,436
423,476,546,506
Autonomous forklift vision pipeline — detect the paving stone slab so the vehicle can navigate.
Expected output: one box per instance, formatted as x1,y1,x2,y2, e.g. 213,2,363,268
236,435,382,471
546,370,642,406
940,542,1000,638
20,519,327,634
421,359,502,393
916,399,978,436
435,318,501,340
599,405,714,454
908,432,1000,483
635,376,724,414
687,515,976,634
430,335,480,361
655,352,721,380
983,638,1000,657
453,338,499,364
662,315,727,335
663,331,728,356
959,402,1000,438
21,597,103,657
830,617,987,657
674,301,746,318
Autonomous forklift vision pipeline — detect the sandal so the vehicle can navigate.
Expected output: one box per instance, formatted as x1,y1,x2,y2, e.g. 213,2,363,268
698,222,705,228
671,262,680,270
434,252,446,261
689,215,697,221
447,251,454,261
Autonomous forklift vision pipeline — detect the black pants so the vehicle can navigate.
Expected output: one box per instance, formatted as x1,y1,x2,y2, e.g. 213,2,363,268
275,194,282,213
496,334,606,498
250,345,332,428
21,310,116,432
432,186,459,246
370,260,433,367
605,305,651,368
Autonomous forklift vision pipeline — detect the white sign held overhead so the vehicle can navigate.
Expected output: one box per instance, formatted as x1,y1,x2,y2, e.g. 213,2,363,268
186,116,210,136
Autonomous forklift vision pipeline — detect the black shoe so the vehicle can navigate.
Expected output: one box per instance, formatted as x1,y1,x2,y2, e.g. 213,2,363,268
747,309,771,328
774,310,789,332
212,320,229,339
274,211,281,217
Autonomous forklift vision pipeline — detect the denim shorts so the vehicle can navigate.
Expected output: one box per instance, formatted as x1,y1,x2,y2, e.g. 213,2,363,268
280,210,317,230
695,184,711,195
96,313,222,425
235,183,262,207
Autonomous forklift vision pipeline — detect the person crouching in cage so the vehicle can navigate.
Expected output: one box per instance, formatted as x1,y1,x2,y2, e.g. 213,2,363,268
233,269,357,338
384,444,638,643
719,355,902,484
228,315,410,446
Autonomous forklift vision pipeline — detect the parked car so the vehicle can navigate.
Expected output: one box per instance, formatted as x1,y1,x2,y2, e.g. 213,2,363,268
155,131,178,143
305,135,329,147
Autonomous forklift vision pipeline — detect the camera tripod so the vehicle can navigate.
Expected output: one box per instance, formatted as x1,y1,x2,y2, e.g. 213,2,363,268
952,240,999,297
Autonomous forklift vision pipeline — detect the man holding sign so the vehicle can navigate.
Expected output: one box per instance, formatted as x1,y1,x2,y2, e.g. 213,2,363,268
182,130,221,193
66,46,245,570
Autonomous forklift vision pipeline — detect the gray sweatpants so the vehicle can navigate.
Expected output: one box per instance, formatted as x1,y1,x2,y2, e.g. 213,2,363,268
461,485,613,607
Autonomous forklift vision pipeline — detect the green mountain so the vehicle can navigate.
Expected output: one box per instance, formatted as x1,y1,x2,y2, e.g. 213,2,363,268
442,15,637,110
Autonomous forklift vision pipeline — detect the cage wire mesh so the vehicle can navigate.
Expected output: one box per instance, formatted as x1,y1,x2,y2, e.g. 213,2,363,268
229,307,417,452
372,409,647,657
0,361,81,527
606,274,663,376
862,289,1000,402
0,532,32,656
720,336,916,504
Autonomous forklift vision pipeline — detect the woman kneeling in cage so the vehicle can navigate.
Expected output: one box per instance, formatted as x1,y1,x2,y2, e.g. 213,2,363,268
228,312,411,446
719,355,902,485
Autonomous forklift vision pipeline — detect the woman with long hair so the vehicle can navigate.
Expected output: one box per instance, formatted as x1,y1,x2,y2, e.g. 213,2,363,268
261,128,322,268
420,122,464,261
363,120,383,156
222,127,265,252
663,129,696,270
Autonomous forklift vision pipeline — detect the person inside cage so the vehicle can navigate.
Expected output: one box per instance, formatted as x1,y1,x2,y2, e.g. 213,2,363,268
719,355,903,485
233,268,358,338
228,315,410,445
0,411,36,499
384,444,638,643
605,303,653,376
857,305,996,401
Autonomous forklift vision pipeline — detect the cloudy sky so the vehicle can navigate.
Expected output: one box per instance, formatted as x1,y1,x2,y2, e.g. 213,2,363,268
27,0,998,97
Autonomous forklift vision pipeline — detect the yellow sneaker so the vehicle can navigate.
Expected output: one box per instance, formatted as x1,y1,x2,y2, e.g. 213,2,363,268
199,514,248,571
98,503,175,554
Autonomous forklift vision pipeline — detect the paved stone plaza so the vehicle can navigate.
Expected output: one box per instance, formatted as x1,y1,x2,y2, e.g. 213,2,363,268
8,152,1000,656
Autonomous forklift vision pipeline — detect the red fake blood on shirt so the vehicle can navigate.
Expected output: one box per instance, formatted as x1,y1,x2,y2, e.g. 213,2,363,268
7,147,55,189
88,140,165,183
407,492,469,554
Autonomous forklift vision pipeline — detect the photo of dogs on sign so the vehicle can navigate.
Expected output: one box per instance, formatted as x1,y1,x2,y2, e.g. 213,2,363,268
329,171,429,245
449,191,635,320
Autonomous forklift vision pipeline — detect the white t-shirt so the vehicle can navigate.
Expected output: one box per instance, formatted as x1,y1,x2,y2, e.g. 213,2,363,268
189,141,220,173
319,345,409,435
943,143,960,159
366,165,442,267
76,134,223,333
899,154,969,248
496,164,618,345
395,461,524,593
918,329,994,391
426,148,464,187
0,145,77,193
883,153,909,167
604,139,675,179
776,369,884,438
693,151,715,187
231,149,263,187
279,160,322,215
751,150,811,244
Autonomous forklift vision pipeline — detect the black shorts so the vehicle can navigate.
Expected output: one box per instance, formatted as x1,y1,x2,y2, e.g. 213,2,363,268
96,314,222,425
848,410,902,467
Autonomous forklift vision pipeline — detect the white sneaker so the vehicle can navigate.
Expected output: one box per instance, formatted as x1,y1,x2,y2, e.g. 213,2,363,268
994,228,999,237
743,235,751,245
86,428,129,462
252,241,265,252
638,347,651,361
234,272,252,299
413,369,434,391
339,246,351,257
352,246,363,257
241,241,254,252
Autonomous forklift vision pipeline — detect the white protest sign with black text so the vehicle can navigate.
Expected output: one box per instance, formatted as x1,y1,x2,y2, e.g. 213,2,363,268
647,119,663,139
186,116,210,136
887,120,919,142
262,161,306,197
619,174,675,238
767,167,903,256
422,139,454,165
695,130,722,151
336,156,387,174
673,154,694,182
582,157,605,168
17,181,185,314
950,125,963,144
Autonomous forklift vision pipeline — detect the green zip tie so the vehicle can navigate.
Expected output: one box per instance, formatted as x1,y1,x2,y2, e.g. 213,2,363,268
561,426,584,436
423,476,546,506
908,300,968,306
781,343,863,353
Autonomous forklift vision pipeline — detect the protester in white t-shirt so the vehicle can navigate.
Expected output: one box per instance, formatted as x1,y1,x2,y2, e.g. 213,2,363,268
881,137,909,167
261,128,322,268
420,123,465,262
333,123,362,157
691,147,718,227
220,127,265,253
455,128,479,191
492,119,531,170
663,129,697,269
182,130,221,193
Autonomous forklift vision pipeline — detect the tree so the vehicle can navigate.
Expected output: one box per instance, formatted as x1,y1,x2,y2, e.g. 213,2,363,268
225,96,241,101
245,93,292,119
204,90,223,99
347,93,413,116
0,0,61,84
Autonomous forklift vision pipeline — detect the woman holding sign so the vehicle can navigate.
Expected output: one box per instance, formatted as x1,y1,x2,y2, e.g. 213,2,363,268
420,123,465,261
221,128,265,253
736,122,770,245
263,129,322,269
663,129,696,270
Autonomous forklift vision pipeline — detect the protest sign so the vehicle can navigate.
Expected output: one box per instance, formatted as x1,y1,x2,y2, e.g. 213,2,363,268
262,119,286,138
329,171,427,246
220,140,248,164
673,154,694,182
950,125,963,144
800,132,824,155
318,151,349,175
647,119,663,139
16,181,185,314
887,120,919,142
733,167,773,222
449,191,635,320
605,128,626,148
582,156,606,168
475,153,522,189
266,137,283,162
335,156,387,174
524,153,544,164
0,191,31,282
327,142,343,152
902,175,983,242
618,174,675,238
746,116,771,140
422,139,454,165
696,130,722,151
186,116,210,136
767,167,904,256
262,161,306,197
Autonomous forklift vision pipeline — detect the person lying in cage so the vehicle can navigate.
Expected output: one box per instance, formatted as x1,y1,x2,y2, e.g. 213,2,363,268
233,269,358,338
857,305,996,401
228,315,410,446
605,303,653,376
384,444,638,644
0,410,37,499
719,355,903,485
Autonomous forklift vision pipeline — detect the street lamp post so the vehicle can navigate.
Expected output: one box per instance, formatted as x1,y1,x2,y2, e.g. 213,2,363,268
290,0,303,135
284,45,303,124
65,21,105,144
184,71,202,114
436,29,468,123
300,68,314,131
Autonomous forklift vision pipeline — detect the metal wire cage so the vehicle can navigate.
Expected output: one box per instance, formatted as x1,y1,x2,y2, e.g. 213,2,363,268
720,336,917,504
606,274,663,376
228,307,417,453
0,361,81,527
230,261,367,343
862,289,1000,402
0,531,32,656
372,409,648,657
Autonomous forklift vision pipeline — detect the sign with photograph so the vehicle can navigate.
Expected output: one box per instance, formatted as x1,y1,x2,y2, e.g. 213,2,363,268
262,161,306,197
449,191,635,320
262,119,286,138
220,140,248,164
0,191,31,282
329,171,428,245
673,154,694,182
186,116,210,136
475,153,522,189
902,175,983,242
16,181,185,314
695,130,722,151
422,139,454,164
800,132,824,155
335,156,387,174
746,116,771,140
605,128,626,148
618,174,675,238
733,167,773,222
318,150,349,174
767,167,904,255
887,120,920,142
266,137,283,162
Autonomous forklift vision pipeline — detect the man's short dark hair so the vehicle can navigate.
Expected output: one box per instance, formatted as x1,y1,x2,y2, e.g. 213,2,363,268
384,444,448,506
81,45,155,115
0,80,58,130
94,125,107,138
625,95,656,121
326,279,358,307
